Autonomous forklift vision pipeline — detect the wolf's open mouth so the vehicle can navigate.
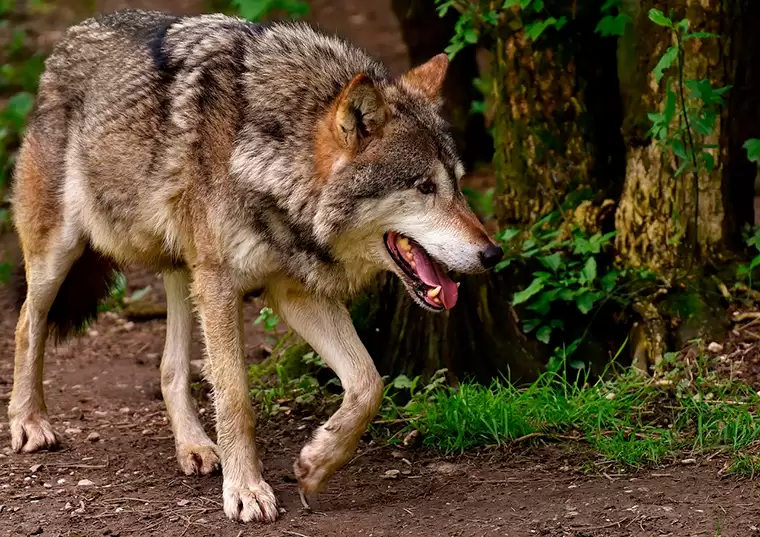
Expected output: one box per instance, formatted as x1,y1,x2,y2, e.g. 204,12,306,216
384,231,459,310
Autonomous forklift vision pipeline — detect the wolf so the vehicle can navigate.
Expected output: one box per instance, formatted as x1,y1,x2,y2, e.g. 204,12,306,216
8,10,503,522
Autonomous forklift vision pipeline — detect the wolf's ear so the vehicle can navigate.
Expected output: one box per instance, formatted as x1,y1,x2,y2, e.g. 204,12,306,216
333,73,388,152
401,53,449,102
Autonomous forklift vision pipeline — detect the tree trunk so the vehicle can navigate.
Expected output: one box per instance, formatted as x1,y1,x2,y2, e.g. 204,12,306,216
493,0,625,226
614,0,760,368
614,0,755,273
356,1,624,383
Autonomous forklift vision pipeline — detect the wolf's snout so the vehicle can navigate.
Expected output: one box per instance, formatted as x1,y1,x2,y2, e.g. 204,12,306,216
479,244,503,269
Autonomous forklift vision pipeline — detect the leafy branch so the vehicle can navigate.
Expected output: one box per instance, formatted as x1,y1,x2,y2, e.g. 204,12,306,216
646,9,728,254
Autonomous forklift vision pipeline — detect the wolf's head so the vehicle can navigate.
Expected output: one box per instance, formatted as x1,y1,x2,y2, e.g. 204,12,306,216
314,54,502,312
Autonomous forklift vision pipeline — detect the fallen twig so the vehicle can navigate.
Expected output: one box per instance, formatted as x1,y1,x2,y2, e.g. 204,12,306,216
57,458,109,470
732,311,760,322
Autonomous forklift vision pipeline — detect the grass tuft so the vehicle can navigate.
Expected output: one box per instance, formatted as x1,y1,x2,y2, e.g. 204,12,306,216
379,365,760,471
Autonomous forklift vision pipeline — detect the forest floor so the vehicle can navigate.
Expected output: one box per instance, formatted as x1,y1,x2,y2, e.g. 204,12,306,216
3,1,760,536
3,265,760,537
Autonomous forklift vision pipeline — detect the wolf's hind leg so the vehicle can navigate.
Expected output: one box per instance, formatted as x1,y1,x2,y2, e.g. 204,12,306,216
9,236,84,453
268,284,384,496
161,270,220,476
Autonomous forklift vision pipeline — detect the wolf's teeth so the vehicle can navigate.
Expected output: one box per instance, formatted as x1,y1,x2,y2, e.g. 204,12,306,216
432,297,441,305
427,286,441,298
410,261,416,270
405,251,414,261
456,282,460,288
397,237,411,251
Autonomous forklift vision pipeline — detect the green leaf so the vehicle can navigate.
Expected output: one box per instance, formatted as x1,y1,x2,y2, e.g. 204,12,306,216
676,18,689,32
391,375,414,390
691,111,716,136
435,0,454,17
671,139,688,160
557,288,576,301
601,0,620,12
512,277,545,306
569,360,586,370
2,91,34,132
648,8,673,28
494,258,513,272
444,41,465,59
663,87,677,125
600,270,620,292
539,252,562,273
653,46,678,83
526,289,560,316
683,31,719,40
522,318,542,333
463,28,478,44
595,13,632,37
581,257,597,284
536,325,552,344
674,159,691,178
744,138,760,163
524,16,564,41
533,0,545,11
701,151,716,173
575,292,597,314
496,228,521,244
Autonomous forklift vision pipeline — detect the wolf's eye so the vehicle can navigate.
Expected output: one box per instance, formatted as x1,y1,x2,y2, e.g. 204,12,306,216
417,181,436,195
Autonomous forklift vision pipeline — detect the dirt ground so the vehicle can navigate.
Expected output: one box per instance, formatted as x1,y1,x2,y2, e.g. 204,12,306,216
3,1,760,536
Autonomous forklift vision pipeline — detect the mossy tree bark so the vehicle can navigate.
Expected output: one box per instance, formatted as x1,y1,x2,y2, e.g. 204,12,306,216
614,0,756,273
356,1,624,383
493,1,625,226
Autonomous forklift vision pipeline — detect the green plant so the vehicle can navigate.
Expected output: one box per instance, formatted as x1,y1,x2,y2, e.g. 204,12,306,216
736,226,760,289
97,272,128,312
496,210,624,348
254,306,280,332
0,18,46,190
248,342,340,417
595,0,631,37
229,0,308,21
745,138,760,164
435,0,567,58
645,10,728,251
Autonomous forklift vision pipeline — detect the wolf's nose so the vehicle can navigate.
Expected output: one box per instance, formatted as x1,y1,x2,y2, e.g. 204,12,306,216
479,244,504,269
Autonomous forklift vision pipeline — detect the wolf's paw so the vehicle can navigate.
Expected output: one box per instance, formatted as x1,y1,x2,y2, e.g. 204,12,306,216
294,431,352,494
10,414,60,453
177,442,221,476
223,480,278,522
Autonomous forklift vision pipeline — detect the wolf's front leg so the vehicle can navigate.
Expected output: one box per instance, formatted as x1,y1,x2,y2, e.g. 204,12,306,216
192,269,278,523
269,284,384,497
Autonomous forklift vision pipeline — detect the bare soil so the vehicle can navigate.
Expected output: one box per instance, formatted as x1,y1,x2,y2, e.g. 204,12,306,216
3,1,760,536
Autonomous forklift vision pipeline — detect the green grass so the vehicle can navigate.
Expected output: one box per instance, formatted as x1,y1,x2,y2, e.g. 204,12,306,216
377,365,760,472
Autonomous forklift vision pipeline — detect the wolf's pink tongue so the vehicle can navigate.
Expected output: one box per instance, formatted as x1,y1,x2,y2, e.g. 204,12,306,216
410,243,458,309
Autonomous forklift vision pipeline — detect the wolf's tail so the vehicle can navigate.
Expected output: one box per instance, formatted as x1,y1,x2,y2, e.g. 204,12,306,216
13,245,120,342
